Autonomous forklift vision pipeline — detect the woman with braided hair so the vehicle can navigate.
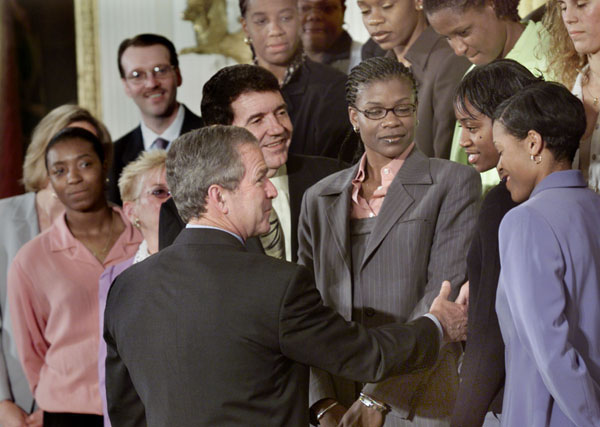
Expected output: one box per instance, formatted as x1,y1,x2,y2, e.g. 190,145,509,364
297,57,480,427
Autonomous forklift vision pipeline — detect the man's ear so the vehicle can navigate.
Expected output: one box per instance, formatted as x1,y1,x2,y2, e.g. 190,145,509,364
207,184,228,214
175,67,183,87
527,130,544,157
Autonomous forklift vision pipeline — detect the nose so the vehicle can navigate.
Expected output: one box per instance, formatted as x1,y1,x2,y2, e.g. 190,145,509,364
458,127,472,148
562,3,577,23
496,157,504,175
448,37,468,56
67,168,82,184
267,21,285,37
266,114,285,135
367,10,384,26
381,110,403,128
265,178,278,199
305,6,322,20
144,72,159,88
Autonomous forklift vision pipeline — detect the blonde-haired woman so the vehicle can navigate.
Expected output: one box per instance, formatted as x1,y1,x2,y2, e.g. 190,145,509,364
98,149,170,426
543,0,600,192
0,105,111,427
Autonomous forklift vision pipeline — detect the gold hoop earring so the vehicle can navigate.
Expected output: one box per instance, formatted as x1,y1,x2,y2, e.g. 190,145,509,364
244,37,253,45
353,126,359,134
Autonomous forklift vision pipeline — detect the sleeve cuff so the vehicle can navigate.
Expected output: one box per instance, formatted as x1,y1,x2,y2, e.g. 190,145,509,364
422,313,443,346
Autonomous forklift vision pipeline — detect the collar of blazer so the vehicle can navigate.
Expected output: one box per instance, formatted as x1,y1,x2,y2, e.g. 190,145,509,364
318,147,433,197
173,227,248,251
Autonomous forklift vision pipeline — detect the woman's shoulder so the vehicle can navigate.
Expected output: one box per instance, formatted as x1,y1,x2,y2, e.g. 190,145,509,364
0,192,37,221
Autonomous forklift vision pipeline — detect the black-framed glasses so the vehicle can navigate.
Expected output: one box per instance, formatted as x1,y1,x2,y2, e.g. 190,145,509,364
125,64,175,85
354,104,416,120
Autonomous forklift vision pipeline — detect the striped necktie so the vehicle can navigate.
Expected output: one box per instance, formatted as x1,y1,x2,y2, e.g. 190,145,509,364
151,137,168,150
259,208,285,260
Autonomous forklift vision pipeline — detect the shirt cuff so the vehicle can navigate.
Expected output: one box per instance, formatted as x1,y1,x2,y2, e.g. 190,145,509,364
423,313,444,346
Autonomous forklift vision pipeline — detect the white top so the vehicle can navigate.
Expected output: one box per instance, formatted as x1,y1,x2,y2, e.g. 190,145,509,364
572,66,600,193
140,103,185,151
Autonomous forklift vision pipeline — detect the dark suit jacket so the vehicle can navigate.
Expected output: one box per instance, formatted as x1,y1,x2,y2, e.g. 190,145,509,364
158,153,344,261
107,105,203,205
104,228,441,427
451,180,518,426
282,59,358,163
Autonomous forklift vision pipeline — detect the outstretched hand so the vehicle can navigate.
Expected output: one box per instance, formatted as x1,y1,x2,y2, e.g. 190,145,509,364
429,281,468,342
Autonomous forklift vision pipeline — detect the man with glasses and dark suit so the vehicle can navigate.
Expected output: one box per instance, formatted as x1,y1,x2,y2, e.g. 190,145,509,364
107,33,203,205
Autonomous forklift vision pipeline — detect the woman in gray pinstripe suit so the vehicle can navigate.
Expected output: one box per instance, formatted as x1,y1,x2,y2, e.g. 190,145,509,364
298,57,480,427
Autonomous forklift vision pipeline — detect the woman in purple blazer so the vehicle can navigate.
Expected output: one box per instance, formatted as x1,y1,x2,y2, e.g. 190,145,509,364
493,81,600,426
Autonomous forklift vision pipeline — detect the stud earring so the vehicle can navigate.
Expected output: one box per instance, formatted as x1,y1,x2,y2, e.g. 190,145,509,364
134,218,141,229
353,126,359,134
244,37,253,45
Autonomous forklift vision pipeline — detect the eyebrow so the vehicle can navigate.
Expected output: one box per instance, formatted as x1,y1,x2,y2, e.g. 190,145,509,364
363,98,413,105
244,103,288,124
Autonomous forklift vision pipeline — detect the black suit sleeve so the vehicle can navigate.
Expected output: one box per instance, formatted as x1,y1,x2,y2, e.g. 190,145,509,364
278,266,440,382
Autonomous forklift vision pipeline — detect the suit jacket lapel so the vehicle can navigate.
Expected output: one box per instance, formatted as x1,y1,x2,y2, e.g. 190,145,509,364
361,149,432,270
286,154,304,261
320,166,356,273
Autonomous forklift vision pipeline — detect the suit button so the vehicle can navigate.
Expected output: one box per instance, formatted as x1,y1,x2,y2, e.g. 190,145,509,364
364,307,375,317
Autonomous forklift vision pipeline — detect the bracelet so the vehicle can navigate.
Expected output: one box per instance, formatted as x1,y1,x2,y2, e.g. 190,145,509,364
316,401,339,422
358,392,390,414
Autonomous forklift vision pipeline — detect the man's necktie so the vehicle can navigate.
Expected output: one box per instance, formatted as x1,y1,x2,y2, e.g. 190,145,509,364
260,208,285,260
151,137,168,150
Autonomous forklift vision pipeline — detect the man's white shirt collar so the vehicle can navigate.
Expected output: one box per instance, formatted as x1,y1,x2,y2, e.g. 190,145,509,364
141,103,185,151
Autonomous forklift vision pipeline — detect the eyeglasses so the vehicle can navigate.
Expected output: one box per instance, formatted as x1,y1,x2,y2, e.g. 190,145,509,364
138,186,171,200
354,104,416,120
125,64,175,85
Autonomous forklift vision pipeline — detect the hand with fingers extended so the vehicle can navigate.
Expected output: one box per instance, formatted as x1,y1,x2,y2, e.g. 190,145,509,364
429,281,468,343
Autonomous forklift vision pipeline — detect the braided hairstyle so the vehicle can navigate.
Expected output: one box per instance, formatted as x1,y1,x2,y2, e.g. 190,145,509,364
346,57,418,108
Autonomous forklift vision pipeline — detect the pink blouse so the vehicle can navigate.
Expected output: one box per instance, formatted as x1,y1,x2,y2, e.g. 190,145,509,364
7,207,142,414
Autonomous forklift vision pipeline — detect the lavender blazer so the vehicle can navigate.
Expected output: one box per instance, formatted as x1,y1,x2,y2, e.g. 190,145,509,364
99,257,135,427
497,170,600,426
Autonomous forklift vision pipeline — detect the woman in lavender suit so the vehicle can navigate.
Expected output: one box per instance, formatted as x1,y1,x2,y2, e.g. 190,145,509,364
493,81,600,427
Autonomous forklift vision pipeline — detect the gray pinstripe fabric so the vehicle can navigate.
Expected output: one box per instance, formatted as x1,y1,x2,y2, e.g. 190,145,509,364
298,149,481,426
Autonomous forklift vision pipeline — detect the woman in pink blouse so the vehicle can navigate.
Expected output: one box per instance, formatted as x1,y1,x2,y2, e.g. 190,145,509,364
8,127,142,426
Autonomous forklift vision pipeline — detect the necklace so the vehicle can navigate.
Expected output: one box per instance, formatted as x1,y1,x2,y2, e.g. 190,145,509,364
90,211,114,260
584,79,599,107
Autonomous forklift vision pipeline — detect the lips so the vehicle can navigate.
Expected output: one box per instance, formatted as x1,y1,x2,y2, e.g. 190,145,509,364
465,151,480,164
266,42,289,53
371,31,391,44
379,133,406,144
303,25,326,33
145,90,165,99
263,138,288,150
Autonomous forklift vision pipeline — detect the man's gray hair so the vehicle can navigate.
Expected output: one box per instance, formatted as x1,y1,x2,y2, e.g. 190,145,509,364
166,125,258,222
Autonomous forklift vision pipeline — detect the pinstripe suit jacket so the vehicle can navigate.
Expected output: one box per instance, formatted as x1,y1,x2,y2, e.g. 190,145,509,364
298,148,480,425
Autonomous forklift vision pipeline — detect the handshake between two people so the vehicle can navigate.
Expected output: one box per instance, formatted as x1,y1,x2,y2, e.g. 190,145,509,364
429,280,468,343
319,281,469,427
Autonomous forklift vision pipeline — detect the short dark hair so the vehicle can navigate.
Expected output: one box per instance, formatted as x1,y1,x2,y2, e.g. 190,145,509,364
493,81,586,163
346,57,417,107
166,125,258,222
201,64,281,126
422,0,520,22
118,33,179,78
45,127,106,170
455,59,543,119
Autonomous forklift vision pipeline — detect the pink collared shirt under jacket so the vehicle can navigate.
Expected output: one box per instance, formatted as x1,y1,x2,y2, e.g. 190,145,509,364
7,207,142,414
351,143,414,218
